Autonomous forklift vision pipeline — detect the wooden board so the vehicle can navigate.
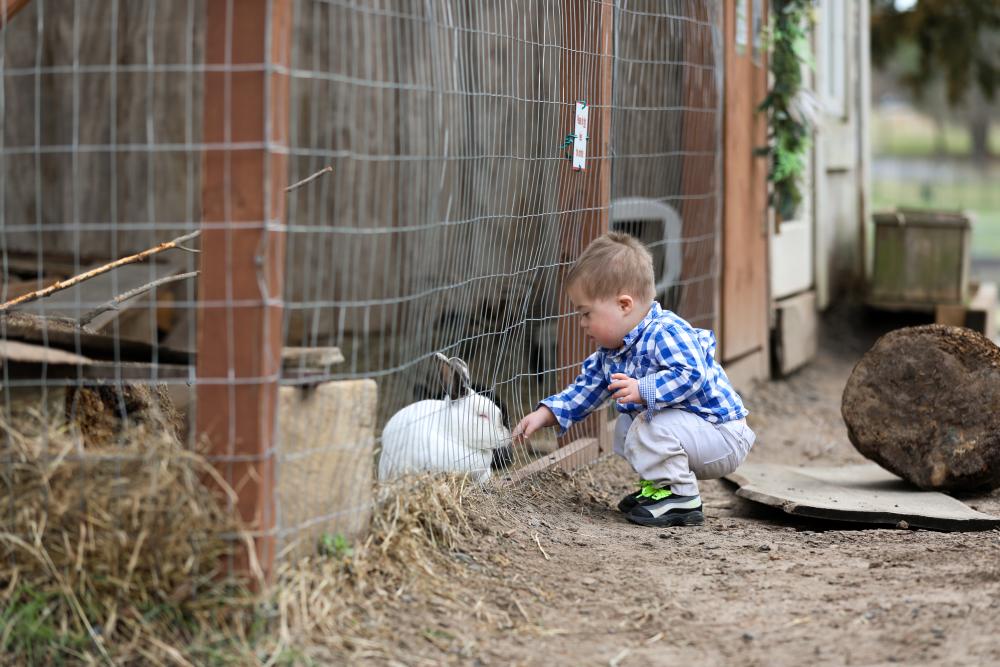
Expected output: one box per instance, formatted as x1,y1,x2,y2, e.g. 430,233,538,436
499,437,601,486
11,261,187,345
721,0,769,371
725,463,1000,532
773,290,819,376
0,311,191,364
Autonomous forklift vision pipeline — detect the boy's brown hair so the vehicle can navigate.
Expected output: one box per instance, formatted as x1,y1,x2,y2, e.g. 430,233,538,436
566,231,655,303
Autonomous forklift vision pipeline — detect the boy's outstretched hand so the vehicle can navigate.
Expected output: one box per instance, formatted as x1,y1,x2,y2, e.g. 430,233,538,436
512,406,556,444
609,373,643,405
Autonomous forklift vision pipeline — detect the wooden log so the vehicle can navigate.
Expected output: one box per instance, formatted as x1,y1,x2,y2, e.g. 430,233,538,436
841,324,1000,491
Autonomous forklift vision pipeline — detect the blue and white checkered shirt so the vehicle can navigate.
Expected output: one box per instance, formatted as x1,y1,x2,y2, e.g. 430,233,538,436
540,302,747,433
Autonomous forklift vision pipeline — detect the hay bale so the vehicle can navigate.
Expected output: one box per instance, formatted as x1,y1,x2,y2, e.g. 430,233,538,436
0,414,256,664
65,384,185,446
841,324,1000,491
277,380,377,559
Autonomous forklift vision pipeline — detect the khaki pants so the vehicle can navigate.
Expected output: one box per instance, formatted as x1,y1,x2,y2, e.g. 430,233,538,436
613,409,755,496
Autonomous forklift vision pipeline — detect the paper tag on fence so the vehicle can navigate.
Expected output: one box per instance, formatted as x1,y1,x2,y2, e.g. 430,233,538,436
572,101,589,171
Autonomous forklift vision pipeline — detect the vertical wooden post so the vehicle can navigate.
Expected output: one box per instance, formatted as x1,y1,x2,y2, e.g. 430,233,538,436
720,0,769,381
198,0,291,583
556,0,613,448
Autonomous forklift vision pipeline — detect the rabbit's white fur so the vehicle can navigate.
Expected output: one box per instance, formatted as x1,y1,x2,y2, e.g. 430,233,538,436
378,391,511,484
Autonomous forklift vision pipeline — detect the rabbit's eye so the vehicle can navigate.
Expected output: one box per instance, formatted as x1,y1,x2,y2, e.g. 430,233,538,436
477,413,490,421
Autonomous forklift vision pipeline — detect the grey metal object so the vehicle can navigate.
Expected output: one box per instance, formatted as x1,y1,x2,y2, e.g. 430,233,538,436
725,463,1000,531
610,197,683,309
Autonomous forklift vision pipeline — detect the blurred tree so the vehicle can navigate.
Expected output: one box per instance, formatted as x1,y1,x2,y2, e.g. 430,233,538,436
871,0,1000,160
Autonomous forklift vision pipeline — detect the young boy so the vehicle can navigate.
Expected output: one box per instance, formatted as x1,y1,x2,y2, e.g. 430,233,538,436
513,232,755,527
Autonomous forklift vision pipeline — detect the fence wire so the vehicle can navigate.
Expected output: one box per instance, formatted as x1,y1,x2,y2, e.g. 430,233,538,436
0,0,722,568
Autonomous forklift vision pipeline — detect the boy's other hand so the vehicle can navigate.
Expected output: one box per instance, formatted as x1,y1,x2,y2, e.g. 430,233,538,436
512,406,556,444
609,373,643,405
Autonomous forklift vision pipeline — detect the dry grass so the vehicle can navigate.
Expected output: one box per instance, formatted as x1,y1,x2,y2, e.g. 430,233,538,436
273,475,510,664
0,412,262,666
268,467,613,664
0,401,555,665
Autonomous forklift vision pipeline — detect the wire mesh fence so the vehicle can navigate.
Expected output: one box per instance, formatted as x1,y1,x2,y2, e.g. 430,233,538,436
1,0,723,580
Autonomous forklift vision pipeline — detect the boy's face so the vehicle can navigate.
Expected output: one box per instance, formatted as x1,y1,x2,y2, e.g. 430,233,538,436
567,284,637,349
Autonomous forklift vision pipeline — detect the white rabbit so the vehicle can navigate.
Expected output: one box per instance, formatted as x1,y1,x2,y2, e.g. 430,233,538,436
377,354,511,484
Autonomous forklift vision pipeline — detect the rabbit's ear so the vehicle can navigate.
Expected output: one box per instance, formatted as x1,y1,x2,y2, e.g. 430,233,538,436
435,352,471,400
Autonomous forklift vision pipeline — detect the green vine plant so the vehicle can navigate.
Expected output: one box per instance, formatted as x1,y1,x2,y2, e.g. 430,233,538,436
757,0,818,225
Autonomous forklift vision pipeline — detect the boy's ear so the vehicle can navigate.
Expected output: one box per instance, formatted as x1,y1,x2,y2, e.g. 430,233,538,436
617,294,634,314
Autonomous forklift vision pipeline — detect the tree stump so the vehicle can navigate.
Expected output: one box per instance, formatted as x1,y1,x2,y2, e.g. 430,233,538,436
841,324,1000,491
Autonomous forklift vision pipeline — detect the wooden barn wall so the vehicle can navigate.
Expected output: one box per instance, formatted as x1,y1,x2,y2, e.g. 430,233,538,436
2,1,720,355
282,1,567,357
1,0,206,263
613,1,721,332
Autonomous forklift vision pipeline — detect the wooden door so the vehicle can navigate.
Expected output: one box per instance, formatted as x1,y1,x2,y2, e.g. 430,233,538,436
721,0,770,383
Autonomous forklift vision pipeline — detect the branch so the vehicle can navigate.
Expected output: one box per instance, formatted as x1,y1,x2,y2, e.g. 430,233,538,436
0,230,201,312
78,270,199,327
285,166,333,193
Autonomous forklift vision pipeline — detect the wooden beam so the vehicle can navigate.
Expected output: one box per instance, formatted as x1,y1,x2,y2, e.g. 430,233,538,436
556,0,613,448
1,0,32,26
720,0,770,373
502,419,615,486
197,0,291,584
500,437,601,486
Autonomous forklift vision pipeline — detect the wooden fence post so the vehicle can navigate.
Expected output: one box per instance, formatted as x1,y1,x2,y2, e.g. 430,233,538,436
557,0,614,449
197,0,291,583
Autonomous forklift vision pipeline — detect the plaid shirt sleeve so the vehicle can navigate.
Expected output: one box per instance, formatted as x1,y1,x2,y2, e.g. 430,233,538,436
636,325,709,416
539,350,609,434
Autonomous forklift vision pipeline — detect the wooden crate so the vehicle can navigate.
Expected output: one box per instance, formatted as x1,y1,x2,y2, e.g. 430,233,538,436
869,209,971,310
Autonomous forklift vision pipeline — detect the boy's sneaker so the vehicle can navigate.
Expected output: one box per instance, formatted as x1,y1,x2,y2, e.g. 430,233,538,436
616,479,658,513
626,489,704,527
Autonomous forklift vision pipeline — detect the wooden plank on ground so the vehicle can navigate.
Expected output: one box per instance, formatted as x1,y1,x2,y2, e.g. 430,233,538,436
281,347,344,369
0,311,191,364
725,463,1000,531
500,437,600,486
0,339,93,365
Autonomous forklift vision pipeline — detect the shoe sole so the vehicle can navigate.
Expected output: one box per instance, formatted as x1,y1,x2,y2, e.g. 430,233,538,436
626,509,705,527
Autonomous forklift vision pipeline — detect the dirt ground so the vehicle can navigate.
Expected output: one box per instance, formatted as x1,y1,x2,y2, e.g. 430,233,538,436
324,305,1000,667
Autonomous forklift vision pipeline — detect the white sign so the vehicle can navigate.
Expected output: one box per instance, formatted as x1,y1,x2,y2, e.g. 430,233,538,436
572,101,589,171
